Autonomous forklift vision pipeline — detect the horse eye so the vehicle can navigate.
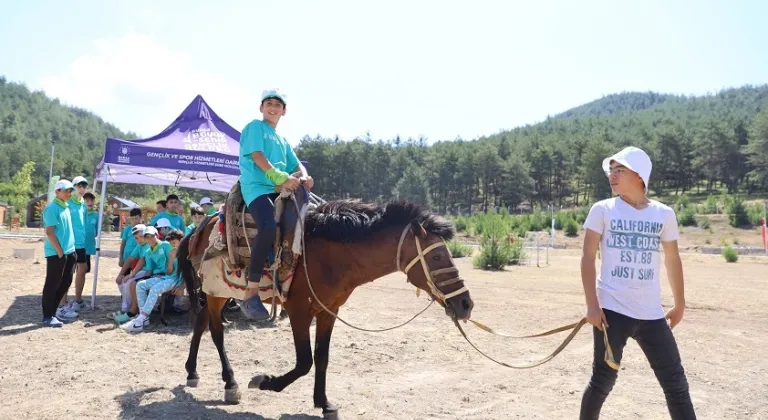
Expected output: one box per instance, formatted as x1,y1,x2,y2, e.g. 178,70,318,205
432,255,441,261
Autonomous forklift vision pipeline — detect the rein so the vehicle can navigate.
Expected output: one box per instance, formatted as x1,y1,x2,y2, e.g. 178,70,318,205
289,195,618,370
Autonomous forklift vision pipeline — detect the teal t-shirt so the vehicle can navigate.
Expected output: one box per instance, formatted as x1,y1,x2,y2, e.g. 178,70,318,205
85,210,99,255
149,211,186,231
238,119,300,206
43,199,76,258
130,242,149,260
162,256,181,287
143,241,173,275
68,197,86,249
206,207,217,216
121,225,138,262
185,223,196,236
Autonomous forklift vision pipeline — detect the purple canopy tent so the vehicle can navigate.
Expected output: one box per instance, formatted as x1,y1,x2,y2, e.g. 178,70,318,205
89,95,244,309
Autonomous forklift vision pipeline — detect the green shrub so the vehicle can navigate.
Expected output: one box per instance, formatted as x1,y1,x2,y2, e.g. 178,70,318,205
747,204,764,226
675,195,691,210
454,216,469,233
447,240,472,258
565,219,579,237
722,246,738,263
696,216,711,229
704,195,719,214
507,240,525,265
727,198,750,227
677,206,697,227
473,217,514,270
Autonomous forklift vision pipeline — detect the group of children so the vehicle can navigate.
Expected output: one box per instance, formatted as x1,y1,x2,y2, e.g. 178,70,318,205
111,193,214,333
41,177,100,326
42,187,215,333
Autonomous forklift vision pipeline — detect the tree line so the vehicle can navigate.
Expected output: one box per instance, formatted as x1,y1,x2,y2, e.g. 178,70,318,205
2,74,768,216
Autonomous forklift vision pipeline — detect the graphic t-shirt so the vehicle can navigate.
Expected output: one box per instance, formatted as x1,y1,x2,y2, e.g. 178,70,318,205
583,197,680,320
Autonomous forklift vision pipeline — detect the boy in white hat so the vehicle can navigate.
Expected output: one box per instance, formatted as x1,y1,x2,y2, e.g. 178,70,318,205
199,197,217,215
60,175,90,312
41,180,79,326
237,88,314,320
579,146,696,419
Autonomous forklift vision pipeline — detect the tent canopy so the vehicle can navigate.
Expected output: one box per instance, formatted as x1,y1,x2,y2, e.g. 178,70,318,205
95,95,243,192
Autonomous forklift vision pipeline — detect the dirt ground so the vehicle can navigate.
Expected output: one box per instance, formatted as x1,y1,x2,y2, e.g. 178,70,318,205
0,238,766,420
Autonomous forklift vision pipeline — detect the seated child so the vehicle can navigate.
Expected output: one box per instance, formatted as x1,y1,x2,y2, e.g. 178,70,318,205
122,229,185,333
110,224,149,322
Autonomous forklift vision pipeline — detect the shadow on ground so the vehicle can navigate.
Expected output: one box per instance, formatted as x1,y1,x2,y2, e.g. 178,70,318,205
0,295,284,337
116,385,322,420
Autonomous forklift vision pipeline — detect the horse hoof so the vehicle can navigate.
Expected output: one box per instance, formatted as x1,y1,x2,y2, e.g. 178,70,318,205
248,374,266,389
224,387,241,404
186,378,199,388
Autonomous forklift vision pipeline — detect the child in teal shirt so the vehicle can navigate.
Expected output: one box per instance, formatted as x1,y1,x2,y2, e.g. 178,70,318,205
185,206,206,235
238,89,314,320
119,208,143,268
149,193,185,231
41,179,78,327
122,229,185,333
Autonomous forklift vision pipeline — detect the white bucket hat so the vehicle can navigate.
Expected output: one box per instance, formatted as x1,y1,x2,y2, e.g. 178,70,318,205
602,146,652,192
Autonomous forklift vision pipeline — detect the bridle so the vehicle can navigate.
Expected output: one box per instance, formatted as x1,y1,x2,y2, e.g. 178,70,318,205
395,222,469,304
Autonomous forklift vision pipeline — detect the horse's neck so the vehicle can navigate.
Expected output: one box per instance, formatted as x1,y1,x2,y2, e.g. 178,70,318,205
318,230,401,289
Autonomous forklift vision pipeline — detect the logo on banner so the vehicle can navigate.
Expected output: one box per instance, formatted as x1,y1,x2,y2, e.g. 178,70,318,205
118,145,131,164
182,128,231,153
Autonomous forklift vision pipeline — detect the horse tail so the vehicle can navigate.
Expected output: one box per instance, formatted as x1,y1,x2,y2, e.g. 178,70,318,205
178,230,205,325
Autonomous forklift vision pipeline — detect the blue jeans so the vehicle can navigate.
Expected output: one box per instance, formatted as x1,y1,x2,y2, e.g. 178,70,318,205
580,309,696,419
247,193,279,284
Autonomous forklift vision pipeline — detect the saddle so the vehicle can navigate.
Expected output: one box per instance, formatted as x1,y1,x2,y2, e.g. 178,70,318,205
214,181,310,282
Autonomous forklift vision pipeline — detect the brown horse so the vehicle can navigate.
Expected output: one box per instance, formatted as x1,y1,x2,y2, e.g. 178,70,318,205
179,199,474,419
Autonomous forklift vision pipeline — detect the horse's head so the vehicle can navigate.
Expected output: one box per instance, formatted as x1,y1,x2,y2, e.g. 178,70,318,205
396,220,474,321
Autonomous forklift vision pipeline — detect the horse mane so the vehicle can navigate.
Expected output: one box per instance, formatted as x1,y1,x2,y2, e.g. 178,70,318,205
304,199,455,243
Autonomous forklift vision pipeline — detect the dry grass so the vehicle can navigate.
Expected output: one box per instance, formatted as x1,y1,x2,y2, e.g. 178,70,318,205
0,238,766,419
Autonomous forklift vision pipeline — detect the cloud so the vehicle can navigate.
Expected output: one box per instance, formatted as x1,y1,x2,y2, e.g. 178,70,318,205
39,32,254,137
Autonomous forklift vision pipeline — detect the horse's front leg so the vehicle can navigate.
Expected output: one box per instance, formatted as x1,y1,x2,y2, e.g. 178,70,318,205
249,305,313,392
313,310,339,419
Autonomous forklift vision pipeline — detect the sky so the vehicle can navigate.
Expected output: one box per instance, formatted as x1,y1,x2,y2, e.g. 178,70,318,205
2,0,767,145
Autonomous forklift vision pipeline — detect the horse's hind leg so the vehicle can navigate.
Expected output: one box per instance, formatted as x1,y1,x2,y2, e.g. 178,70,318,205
208,296,241,404
185,300,210,388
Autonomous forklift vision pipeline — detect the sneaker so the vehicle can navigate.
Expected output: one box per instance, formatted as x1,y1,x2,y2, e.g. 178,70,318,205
69,300,87,312
114,313,132,324
122,317,149,333
241,295,270,321
42,317,63,327
56,307,79,322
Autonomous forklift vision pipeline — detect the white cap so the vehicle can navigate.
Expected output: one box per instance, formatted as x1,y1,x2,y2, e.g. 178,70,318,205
602,146,652,192
72,176,89,186
143,226,158,236
131,224,147,235
55,179,74,191
155,218,172,228
261,88,287,105
199,197,213,205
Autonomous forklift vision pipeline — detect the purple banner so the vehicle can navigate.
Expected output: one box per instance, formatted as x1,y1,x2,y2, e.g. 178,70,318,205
105,140,240,175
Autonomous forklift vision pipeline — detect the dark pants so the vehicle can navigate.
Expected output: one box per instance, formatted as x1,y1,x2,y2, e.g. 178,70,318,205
42,253,77,319
247,193,279,283
580,309,697,420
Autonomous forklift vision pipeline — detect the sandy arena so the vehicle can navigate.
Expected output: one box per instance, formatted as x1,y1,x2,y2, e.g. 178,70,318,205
0,237,766,419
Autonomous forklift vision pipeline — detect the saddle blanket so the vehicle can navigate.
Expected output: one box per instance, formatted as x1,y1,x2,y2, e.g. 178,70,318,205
198,220,295,302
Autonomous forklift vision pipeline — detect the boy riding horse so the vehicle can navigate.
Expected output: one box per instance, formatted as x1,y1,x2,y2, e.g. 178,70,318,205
238,88,314,320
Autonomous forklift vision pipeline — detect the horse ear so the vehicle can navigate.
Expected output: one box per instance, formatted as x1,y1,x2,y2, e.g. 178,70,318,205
410,220,428,239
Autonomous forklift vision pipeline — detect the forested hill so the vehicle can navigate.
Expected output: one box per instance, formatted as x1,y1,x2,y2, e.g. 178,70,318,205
0,76,139,193
2,74,768,216
554,91,677,119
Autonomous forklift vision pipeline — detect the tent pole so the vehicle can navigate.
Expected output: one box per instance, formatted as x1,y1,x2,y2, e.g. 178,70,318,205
90,166,109,310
